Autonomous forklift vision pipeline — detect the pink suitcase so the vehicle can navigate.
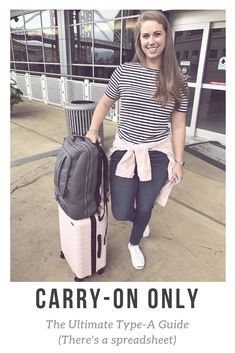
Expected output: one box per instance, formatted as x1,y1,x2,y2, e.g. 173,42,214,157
58,204,108,281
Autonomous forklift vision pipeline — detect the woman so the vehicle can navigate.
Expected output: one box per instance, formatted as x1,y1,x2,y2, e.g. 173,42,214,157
86,10,189,270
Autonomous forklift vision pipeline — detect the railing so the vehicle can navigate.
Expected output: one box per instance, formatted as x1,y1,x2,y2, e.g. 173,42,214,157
10,71,119,122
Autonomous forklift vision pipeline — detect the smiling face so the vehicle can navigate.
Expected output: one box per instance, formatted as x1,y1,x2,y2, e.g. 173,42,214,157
140,20,166,68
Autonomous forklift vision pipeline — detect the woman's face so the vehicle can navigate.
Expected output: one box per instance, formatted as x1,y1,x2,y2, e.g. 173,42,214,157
140,20,166,67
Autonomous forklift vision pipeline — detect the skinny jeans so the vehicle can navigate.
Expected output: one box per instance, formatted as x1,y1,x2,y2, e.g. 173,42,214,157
110,150,169,245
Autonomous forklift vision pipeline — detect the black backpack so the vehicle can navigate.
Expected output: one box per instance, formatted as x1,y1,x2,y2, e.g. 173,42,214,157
54,135,109,220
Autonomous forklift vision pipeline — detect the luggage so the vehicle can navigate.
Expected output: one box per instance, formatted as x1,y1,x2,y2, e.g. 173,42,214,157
54,135,108,220
58,204,108,281
55,134,109,281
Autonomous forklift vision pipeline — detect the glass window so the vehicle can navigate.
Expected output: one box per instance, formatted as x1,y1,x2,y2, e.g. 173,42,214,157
41,10,57,28
45,64,60,74
29,63,45,73
94,20,121,65
69,10,93,25
94,20,121,41
186,87,195,127
15,62,29,71
203,28,226,84
123,10,140,17
72,66,93,78
175,32,183,40
94,66,115,79
197,89,225,134
70,24,93,64
10,46,14,61
94,10,121,21
10,15,25,31
24,12,41,29
11,32,28,61
94,48,115,65
174,29,203,82
209,49,218,58
26,30,44,62
42,28,59,62
10,10,61,78
79,44,93,64
122,17,137,63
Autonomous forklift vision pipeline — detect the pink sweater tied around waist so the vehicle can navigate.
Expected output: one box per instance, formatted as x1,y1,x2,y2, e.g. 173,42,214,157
108,134,178,207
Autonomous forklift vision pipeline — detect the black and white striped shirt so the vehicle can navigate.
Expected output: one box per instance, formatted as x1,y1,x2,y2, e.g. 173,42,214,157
105,62,188,143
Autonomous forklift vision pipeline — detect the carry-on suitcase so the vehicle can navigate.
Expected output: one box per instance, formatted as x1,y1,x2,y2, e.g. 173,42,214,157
58,204,108,281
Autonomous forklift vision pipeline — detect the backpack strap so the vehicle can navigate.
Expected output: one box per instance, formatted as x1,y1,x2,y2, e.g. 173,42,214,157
95,143,109,221
54,151,71,198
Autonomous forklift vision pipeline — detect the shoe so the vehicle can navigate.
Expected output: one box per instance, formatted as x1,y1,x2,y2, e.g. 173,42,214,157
128,243,145,270
143,224,150,238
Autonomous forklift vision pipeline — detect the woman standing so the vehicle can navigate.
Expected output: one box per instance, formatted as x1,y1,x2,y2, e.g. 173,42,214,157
86,10,189,270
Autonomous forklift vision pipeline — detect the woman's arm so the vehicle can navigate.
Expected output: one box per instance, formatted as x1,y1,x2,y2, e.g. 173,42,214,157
171,110,186,182
86,94,116,143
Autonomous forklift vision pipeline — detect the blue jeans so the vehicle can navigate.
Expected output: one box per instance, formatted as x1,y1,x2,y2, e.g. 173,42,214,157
110,150,169,245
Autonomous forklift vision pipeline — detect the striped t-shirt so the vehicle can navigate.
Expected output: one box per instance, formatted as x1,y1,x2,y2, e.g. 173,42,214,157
105,62,188,143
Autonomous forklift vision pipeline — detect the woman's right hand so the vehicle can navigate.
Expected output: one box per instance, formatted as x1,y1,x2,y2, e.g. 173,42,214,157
85,130,101,144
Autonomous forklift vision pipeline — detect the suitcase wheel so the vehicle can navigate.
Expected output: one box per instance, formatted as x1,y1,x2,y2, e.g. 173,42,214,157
60,250,65,259
97,268,104,275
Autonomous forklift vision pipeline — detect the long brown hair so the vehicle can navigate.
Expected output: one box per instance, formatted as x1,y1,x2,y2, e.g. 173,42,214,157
133,10,188,108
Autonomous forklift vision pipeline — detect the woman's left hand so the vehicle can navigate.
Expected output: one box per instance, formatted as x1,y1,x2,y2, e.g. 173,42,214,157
171,164,183,184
